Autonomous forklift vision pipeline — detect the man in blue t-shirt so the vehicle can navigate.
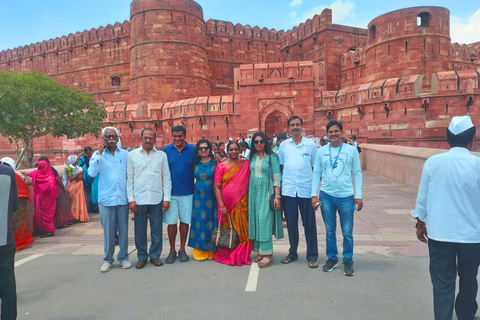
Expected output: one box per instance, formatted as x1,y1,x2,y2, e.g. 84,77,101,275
311,120,363,276
162,126,196,264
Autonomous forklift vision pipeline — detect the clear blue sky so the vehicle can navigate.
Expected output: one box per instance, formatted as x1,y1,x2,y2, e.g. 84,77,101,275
1,0,479,51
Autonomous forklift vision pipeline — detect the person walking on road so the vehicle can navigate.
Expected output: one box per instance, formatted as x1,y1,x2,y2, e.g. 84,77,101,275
412,115,480,320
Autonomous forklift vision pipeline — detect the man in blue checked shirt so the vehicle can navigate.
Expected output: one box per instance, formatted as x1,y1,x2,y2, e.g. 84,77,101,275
89,126,132,273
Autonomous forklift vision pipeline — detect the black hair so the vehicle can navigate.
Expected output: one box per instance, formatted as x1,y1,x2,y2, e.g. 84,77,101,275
218,141,225,147
288,115,303,126
38,156,50,163
83,147,93,153
172,125,186,136
194,139,213,165
141,127,157,139
351,135,357,140
240,141,249,149
249,132,272,161
447,126,476,148
276,133,288,141
326,120,343,132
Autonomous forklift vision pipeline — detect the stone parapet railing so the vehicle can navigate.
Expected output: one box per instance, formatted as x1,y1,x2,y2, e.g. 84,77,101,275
360,143,480,188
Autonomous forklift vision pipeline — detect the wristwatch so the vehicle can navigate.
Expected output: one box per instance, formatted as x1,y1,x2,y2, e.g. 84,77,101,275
275,195,281,199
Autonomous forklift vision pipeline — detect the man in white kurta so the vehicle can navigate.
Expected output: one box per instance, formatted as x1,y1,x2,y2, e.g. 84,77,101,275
412,116,480,320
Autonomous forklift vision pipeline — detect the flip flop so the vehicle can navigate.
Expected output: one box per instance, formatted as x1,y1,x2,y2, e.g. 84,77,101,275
281,256,298,264
258,256,273,268
308,261,319,268
253,254,264,263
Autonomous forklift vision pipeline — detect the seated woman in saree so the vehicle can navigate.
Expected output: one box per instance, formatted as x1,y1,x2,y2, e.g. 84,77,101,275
213,141,252,266
0,157,34,250
188,139,218,261
20,160,58,238
63,155,89,222
248,132,284,268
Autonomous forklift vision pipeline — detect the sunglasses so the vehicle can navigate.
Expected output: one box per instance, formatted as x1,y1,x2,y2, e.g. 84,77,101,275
253,140,265,144
198,147,209,151
104,135,118,139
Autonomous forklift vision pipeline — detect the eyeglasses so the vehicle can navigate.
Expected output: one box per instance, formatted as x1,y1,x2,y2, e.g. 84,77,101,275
289,123,302,127
173,135,184,138
253,140,265,144
198,147,209,151
104,135,118,139
142,136,155,141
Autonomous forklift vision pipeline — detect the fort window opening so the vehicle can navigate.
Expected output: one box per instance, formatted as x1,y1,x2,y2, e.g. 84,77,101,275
111,76,121,86
369,25,376,40
417,12,431,27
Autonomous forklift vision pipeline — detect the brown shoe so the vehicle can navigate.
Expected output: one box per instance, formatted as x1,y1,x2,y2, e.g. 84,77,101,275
136,259,147,269
150,257,164,267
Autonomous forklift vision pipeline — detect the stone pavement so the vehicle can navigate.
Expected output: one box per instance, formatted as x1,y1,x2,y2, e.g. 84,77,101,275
19,171,427,259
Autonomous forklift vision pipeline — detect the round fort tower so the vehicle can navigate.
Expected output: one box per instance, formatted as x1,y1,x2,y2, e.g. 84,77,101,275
364,7,452,84
129,0,211,104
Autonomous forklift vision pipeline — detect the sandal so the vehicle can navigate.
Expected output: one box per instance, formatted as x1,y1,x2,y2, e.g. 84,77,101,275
253,254,264,263
281,256,298,264
308,261,319,268
258,255,273,268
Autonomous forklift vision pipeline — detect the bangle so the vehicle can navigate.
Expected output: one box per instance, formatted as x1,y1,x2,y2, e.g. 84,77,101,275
415,220,426,229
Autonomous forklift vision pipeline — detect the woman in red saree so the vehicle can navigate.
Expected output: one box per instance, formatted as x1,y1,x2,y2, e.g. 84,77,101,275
0,157,34,250
25,160,58,237
214,141,252,266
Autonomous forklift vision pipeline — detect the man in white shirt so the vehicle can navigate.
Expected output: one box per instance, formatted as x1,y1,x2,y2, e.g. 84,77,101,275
278,116,319,268
412,116,480,320
127,128,172,269
311,120,363,276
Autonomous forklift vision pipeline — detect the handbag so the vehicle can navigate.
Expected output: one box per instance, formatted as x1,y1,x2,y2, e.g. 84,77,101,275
268,154,281,211
211,213,239,249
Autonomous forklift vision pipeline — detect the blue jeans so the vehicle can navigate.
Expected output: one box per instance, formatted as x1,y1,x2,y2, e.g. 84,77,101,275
99,204,129,263
319,191,354,263
135,203,163,260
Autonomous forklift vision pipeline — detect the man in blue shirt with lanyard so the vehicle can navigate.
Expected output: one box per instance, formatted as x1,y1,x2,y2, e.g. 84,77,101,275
412,116,480,320
311,120,363,276
278,116,319,268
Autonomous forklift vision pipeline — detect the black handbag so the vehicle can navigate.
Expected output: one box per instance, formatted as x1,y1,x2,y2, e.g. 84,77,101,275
268,154,280,211
211,214,239,249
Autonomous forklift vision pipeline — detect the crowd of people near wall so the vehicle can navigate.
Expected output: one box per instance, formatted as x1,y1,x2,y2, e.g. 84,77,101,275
1,115,479,320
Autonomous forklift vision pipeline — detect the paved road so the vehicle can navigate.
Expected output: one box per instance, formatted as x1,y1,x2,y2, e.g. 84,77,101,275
12,171,475,320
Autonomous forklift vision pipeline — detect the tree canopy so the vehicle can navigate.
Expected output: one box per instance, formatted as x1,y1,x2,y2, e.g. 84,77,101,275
0,71,106,168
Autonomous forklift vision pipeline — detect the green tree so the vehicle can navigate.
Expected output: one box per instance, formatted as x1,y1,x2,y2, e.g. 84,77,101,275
0,71,106,169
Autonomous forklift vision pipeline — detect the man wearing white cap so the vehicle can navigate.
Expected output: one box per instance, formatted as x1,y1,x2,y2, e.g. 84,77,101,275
412,116,480,320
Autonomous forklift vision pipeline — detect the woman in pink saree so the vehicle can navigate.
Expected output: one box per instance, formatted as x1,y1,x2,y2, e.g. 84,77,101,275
214,141,252,266
28,160,58,237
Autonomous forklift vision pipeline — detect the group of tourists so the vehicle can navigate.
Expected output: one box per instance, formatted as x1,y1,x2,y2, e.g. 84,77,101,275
1,114,479,320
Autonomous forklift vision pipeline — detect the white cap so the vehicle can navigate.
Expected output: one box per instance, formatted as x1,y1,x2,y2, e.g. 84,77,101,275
448,116,474,135
0,157,16,171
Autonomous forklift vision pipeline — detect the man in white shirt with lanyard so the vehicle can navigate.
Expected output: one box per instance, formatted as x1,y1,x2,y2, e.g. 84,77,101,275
278,116,319,268
127,128,171,269
311,120,363,276
412,116,480,320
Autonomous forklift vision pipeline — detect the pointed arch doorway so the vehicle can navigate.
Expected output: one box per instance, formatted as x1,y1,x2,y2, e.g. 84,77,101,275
265,110,288,138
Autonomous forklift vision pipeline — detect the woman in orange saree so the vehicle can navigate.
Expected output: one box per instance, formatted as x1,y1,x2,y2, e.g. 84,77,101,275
214,141,252,266
0,157,34,250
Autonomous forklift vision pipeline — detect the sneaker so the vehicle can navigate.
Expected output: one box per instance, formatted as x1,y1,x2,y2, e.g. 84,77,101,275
100,262,112,273
322,259,339,272
165,251,177,264
344,262,355,276
178,250,189,262
121,260,132,269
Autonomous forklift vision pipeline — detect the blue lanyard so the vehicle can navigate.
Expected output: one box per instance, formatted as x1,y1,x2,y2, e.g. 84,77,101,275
329,143,343,170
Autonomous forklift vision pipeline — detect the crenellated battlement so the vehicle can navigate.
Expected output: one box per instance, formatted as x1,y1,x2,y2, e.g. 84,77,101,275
204,19,283,41
0,21,130,62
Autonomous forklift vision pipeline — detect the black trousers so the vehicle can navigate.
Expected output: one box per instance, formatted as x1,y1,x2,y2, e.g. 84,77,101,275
0,244,17,320
282,195,318,262
428,239,480,320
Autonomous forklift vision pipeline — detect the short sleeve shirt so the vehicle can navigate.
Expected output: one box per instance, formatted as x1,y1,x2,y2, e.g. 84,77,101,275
163,142,195,196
